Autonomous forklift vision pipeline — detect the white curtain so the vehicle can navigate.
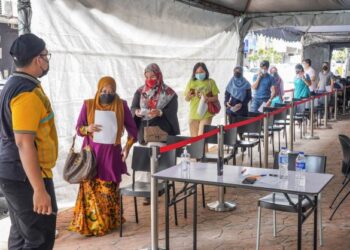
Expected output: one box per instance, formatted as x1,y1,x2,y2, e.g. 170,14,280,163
31,0,239,204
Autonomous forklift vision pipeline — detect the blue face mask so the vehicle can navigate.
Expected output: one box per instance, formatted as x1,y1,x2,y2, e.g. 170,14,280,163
195,73,206,81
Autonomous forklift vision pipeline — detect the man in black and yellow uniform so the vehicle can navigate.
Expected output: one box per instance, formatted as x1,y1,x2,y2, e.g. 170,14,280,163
0,33,58,250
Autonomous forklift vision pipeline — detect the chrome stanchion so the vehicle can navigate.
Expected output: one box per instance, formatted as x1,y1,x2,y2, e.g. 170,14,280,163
343,86,347,115
150,146,164,250
263,112,269,169
207,125,236,212
320,93,332,129
304,96,319,140
329,90,338,122
334,90,338,121
288,101,294,151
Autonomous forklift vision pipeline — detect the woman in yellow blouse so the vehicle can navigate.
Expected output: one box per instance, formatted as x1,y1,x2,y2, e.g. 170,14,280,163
184,62,220,137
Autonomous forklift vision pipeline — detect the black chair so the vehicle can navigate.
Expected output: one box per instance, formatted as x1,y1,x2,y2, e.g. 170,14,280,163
329,134,350,220
233,116,262,167
256,153,326,249
202,125,237,165
119,146,177,237
167,135,206,210
264,106,288,151
246,111,276,155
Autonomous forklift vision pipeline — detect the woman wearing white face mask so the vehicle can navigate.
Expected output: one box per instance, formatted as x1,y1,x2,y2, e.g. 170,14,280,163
184,62,220,137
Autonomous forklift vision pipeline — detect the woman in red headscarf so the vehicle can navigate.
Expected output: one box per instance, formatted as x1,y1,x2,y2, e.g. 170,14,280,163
131,63,180,144
69,76,138,236
131,63,180,205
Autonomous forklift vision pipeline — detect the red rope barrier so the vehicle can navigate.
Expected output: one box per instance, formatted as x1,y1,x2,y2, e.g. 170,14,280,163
224,114,266,130
159,89,336,154
160,114,268,153
160,128,219,153
284,89,294,93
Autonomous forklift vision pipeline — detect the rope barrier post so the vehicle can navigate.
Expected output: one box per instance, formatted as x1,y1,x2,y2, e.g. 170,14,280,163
335,90,338,121
343,86,347,115
263,111,269,168
304,96,319,140
320,93,332,129
150,146,163,250
207,125,236,212
288,101,294,151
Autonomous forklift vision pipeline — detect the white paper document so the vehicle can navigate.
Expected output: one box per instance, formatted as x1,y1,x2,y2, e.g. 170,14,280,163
258,102,267,113
93,110,118,144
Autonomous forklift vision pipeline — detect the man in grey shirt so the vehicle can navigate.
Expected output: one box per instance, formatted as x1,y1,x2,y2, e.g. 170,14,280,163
318,62,335,118
318,62,335,92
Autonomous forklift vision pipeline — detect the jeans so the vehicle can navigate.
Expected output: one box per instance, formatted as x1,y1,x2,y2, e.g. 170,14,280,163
251,98,269,113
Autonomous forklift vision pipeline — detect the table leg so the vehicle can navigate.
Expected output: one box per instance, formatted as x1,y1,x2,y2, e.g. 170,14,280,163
165,181,169,250
314,195,318,250
298,195,302,250
193,184,197,250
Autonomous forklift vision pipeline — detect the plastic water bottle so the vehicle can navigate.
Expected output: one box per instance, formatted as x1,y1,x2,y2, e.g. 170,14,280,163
295,152,306,187
278,147,289,179
181,147,191,173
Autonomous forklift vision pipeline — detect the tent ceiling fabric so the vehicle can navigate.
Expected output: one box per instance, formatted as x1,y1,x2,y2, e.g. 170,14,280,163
176,0,350,15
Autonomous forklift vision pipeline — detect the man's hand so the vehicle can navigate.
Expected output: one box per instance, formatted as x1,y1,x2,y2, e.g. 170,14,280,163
33,188,52,215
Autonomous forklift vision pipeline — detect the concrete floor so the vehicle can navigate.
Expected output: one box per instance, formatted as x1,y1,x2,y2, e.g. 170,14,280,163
52,117,350,250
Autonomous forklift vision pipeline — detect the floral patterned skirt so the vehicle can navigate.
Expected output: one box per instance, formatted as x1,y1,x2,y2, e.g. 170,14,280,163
68,178,124,236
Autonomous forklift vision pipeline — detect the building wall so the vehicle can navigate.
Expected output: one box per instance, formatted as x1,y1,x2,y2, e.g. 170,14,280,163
302,44,332,78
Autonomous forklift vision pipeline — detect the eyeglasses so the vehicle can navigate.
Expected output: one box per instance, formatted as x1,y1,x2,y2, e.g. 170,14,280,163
39,53,52,61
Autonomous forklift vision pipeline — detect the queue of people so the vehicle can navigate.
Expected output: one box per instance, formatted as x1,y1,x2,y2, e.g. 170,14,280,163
0,33,341,249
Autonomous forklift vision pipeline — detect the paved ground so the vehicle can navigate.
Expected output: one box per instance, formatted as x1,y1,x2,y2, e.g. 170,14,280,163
28,118,350,249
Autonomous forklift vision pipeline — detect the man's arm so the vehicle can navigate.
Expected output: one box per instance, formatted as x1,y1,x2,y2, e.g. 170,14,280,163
251,74,261,90
14,133,52,215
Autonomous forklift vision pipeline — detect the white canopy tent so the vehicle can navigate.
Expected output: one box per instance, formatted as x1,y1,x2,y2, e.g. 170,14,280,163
16,0,350,204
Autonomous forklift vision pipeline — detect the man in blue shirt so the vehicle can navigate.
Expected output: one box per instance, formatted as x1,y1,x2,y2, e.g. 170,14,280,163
251,60,276,112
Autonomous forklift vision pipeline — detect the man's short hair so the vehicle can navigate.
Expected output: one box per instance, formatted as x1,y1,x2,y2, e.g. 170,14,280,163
303,59,311,66
260,60,270,69
10,33,46,68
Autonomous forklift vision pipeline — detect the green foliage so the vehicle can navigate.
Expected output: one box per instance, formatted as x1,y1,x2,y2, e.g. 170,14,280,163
248,48,283,64
332,49,347,62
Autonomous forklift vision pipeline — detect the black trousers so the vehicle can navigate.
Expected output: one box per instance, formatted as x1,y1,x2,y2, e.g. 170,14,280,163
0,178,57,250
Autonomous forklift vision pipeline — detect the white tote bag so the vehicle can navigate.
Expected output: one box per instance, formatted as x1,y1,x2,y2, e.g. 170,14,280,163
197,95,208,117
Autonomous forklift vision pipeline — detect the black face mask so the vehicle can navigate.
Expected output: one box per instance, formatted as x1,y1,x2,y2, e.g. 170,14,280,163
234,72,242,78
323,66,329,71
99,94,115,104
39,65,49,78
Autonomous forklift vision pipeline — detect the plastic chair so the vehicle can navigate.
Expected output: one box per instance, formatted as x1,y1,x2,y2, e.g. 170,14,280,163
256,153,327,249
264,106,288,151
329,134,350,220
202,125,237,165
119,146,177,237
232,116,262,167
167,135,206,210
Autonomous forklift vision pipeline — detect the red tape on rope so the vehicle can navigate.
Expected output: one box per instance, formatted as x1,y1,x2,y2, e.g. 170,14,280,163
160,114,267,153
284,89,294,93
159,128,219,153
159,88,338,153
224,114,266,130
